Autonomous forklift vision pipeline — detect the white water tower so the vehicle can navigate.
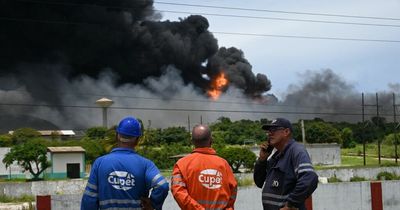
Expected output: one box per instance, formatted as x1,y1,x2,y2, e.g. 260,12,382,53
95,97,114,128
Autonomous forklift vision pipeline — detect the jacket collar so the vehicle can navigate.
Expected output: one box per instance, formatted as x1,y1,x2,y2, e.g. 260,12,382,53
192,147,217,155
276,139,295,158
111,147,136,153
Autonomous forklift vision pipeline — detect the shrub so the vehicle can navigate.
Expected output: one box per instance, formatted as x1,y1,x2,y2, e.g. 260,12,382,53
328,176,342,183
218,147,257,173
376,171,397,180
350,176,367,182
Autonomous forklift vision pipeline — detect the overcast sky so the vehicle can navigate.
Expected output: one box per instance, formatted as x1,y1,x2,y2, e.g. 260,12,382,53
155,0,400,98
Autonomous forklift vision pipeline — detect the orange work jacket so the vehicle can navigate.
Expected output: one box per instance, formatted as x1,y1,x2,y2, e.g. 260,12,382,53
171,147,238,210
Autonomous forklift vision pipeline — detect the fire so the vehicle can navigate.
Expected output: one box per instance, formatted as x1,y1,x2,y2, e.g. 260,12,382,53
207,72,228,100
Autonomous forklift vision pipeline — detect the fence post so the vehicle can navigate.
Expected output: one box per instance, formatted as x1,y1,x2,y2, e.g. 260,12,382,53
305,195,313,210
370,181,383,210
36,195,51,210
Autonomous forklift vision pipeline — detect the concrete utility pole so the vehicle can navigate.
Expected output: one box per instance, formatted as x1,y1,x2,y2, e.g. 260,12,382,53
393,93,399,164
301,120,306,144
95,97,114,128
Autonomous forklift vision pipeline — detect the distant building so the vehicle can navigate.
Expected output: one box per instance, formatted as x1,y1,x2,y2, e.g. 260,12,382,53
47,146,86,179
8,130,77,140
0,146,86,179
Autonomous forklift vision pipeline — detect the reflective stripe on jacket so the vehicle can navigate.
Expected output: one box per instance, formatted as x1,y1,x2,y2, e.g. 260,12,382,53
81,148,169,210
171,147,238,210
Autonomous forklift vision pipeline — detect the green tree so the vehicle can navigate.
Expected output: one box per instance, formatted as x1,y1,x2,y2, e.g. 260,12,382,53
341,127,356,148
11,128,41,144
160,127,190,145
140,128,162,146
84,127,108,140
304,121,342,144
383,133,400,145
210,118,265,145
0,134,12,147
218,147,257,173
2,141,50,180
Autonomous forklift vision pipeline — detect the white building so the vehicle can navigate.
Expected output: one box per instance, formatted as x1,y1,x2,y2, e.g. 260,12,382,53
0,146,86,179
47,147,86,179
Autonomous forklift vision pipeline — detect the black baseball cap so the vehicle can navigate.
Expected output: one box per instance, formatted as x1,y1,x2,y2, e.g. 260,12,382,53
262,118,293,132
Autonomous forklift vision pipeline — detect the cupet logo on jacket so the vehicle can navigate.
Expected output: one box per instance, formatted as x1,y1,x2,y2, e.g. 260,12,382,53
108,171,136,190
198,169,223,189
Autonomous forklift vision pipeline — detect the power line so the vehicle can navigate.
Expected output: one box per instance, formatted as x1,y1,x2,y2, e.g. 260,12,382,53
11,0,400,28
0,102,394,117
159,10,400,28
212,31,400,43
154,1,400,21
1,16,399,43
0,89,380,112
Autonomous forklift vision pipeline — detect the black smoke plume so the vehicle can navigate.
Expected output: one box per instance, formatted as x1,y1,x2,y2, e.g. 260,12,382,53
0,0,271,102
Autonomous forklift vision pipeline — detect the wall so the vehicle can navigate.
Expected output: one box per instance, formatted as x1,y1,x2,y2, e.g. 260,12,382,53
317,166,400,181
0,147,26,178
305,143,341,165
250,143,341,165
1,179,400,210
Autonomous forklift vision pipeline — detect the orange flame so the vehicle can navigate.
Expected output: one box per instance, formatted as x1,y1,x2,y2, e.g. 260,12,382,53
207,72,228,100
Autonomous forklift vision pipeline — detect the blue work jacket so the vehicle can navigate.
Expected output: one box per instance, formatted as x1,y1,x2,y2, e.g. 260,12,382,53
81,148,169,210
254,139,318,210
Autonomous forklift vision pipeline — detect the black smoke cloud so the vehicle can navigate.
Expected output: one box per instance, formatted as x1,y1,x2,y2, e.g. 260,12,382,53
278,69,397,122
0,0,271,103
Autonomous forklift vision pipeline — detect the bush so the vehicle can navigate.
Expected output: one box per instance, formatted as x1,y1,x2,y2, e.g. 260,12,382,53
350,176,367,182
218,147,256,173
328,176,342,183
137,144,191,169
376,171,398,180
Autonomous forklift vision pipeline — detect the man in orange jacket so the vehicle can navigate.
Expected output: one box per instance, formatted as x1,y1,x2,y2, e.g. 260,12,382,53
171,124,238,210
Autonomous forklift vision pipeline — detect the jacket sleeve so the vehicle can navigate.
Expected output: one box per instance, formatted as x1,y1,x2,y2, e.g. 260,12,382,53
286,148,319,207
226,162,238,210
253,158,268,188
81,160,99,210
146,161,169,210
171,164,205,210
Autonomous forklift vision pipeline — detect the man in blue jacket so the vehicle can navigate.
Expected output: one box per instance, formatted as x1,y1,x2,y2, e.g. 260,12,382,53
254,118,318,210
81,116,169,210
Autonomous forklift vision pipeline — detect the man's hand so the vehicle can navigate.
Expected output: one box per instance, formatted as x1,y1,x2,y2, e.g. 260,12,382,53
280,202,299,210
141,197,153,210
280,207,298,210
258,141,272,161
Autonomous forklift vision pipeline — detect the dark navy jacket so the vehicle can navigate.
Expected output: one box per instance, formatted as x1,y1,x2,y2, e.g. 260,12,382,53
81,148,169,210
254,139,318,210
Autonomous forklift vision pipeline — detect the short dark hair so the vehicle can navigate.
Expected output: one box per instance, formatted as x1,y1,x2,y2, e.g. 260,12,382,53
118,133,138,143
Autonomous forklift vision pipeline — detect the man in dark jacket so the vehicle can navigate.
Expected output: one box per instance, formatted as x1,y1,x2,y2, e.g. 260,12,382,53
254,118,318,210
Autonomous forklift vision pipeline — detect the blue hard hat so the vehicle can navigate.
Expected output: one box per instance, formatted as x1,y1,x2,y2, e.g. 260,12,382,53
116,117,142,137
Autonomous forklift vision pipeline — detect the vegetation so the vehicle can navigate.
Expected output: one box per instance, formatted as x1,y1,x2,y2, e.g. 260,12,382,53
1,116,400,181
0,194,34,203
218,146,257,173
2,140,50,181
350,176,367,182
376,171,400,180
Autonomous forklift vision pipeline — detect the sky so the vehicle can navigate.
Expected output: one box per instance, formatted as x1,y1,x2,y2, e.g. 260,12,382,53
155,0,400,98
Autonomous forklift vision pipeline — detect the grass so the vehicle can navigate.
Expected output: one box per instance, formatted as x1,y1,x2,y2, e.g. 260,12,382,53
0,194,34,203
341,155,398,166
236,177,254,187
342,143,400,158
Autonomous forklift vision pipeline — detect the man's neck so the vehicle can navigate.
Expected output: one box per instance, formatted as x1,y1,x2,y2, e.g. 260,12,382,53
276,138,290,152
